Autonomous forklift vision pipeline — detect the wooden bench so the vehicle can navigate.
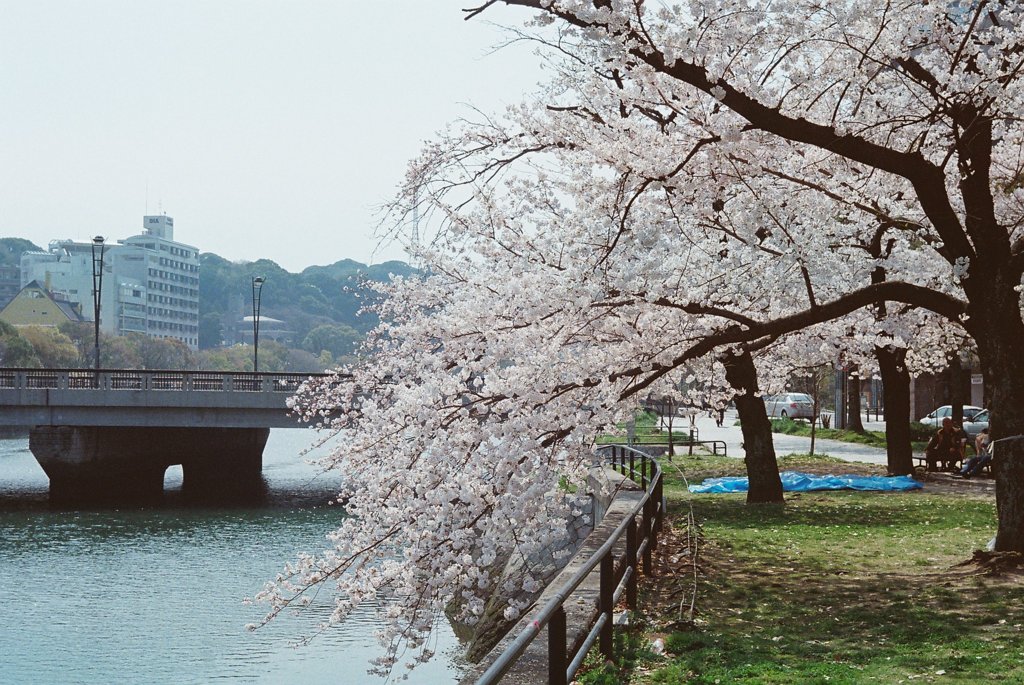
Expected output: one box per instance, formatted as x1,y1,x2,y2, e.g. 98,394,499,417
912,454,963,472
913,452,993,476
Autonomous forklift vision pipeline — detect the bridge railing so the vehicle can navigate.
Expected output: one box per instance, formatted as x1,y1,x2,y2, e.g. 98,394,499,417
0,368,329,393
475,445,664,685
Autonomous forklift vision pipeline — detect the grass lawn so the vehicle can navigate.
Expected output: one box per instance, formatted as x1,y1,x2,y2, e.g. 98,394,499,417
578,453,1024,684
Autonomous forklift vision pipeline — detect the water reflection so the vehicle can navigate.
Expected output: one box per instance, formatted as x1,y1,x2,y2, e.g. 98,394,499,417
0,430,466,684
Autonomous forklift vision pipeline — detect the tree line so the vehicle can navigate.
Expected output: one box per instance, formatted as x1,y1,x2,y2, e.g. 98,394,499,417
0,239,416,369
0,320,328,372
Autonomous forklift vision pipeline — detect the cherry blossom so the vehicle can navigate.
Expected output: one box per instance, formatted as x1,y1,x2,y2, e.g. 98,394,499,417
258,1,1024,674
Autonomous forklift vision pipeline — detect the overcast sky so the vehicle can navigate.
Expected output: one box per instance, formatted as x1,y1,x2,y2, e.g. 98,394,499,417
0,1,544,272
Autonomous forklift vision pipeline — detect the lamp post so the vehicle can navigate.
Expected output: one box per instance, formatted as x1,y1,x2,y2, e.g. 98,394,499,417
91,236,106,380
251,276,265,373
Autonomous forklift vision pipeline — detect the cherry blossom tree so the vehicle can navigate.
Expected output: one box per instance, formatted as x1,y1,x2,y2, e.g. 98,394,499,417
258,0,1024,674
459,0,1024,547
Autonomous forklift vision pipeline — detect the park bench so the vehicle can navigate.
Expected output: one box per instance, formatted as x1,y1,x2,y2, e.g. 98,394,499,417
912,452,993,476
912,454,961,472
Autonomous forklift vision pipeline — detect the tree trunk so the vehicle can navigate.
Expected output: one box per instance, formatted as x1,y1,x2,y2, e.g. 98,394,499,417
809,383,818,456
876,346,913,476
664,397,674,462
995,436,1024,550
846,367,865,432
949,354,965,426
723,349,783,505
971,281,1024,552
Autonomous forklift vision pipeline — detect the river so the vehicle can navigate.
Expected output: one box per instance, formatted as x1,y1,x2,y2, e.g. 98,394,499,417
0,430,466,684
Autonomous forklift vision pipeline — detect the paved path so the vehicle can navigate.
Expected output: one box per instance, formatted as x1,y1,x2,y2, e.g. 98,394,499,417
662,409,891,467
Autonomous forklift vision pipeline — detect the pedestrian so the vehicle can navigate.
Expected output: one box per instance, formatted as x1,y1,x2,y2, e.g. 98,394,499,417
716,407,725,427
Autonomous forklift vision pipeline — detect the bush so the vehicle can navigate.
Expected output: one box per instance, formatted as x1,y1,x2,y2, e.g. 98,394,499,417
769,417,803,434
909,421,936,442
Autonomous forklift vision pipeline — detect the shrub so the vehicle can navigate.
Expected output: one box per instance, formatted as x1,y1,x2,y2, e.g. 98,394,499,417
909,421,936,442
769,417,802,434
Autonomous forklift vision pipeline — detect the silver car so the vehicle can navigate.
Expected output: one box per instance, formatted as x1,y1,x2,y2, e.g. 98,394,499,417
961,409,990,438
918,405,983,427
765,393,815,419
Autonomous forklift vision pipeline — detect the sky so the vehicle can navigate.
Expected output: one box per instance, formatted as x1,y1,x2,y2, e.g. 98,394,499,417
0,1,546,272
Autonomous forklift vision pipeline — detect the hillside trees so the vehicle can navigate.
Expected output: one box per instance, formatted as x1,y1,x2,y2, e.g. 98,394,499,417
18,326,79,368
0,320,40,367
301,323,362,362
197,253,415,350
0,238,42,266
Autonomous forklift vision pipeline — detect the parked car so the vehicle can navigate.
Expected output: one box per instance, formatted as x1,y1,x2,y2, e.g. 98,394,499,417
765,393,815,419
918,405,984,427
961,409,990,438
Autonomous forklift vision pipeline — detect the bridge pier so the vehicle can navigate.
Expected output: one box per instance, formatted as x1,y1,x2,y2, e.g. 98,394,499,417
30,426,270,505
181,427,269,501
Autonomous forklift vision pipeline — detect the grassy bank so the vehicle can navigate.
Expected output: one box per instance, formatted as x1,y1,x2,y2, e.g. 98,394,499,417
596,409,695,445
579,453,1023,684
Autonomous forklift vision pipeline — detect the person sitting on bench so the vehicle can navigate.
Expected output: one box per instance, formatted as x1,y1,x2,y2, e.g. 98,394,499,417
959,428,993,479
925,418,966,472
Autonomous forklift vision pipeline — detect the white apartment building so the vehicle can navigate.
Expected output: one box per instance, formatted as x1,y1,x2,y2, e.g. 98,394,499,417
20,215,200,349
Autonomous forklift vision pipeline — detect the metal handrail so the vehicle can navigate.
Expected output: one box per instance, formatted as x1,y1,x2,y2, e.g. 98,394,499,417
0,368,336,393
475,444,664,685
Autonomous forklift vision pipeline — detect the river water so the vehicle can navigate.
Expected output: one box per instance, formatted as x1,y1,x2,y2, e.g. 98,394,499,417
0,430,466,684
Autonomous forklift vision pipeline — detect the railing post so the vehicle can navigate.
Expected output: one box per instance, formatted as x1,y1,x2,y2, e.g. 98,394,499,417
642,492,655,576
599,552,614,659
629,451,635,481
548,606,567,685
626,516,638,610
654,474,664,539
641,456,647,490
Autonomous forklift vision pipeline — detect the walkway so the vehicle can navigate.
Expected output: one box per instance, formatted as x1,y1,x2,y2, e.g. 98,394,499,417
664,409,890,467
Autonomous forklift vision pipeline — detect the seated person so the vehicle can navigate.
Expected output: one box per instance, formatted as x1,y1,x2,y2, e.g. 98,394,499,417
960,427,993,478
925,418,966,471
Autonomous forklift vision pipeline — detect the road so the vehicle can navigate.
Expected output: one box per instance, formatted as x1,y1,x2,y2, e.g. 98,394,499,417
660,409,891,467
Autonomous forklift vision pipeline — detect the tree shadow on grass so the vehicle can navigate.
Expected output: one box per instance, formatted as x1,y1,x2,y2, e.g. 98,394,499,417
633,496,1023,684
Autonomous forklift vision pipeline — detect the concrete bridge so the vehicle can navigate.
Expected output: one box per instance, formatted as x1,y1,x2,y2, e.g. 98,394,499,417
0,368,332,504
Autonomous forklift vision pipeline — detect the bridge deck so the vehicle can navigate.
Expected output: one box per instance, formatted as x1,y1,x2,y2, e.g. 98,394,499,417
0,369,332,428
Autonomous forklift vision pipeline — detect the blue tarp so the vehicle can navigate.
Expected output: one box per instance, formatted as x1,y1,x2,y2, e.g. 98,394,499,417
688,470,924,494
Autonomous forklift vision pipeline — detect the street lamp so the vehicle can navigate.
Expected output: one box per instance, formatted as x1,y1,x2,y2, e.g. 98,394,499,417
251,276,265,373
91,236,106,378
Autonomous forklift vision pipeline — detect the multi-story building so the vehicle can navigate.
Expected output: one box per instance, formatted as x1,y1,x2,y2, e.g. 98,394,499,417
20,215,200,349
0,264,21,308
116,215,200,348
